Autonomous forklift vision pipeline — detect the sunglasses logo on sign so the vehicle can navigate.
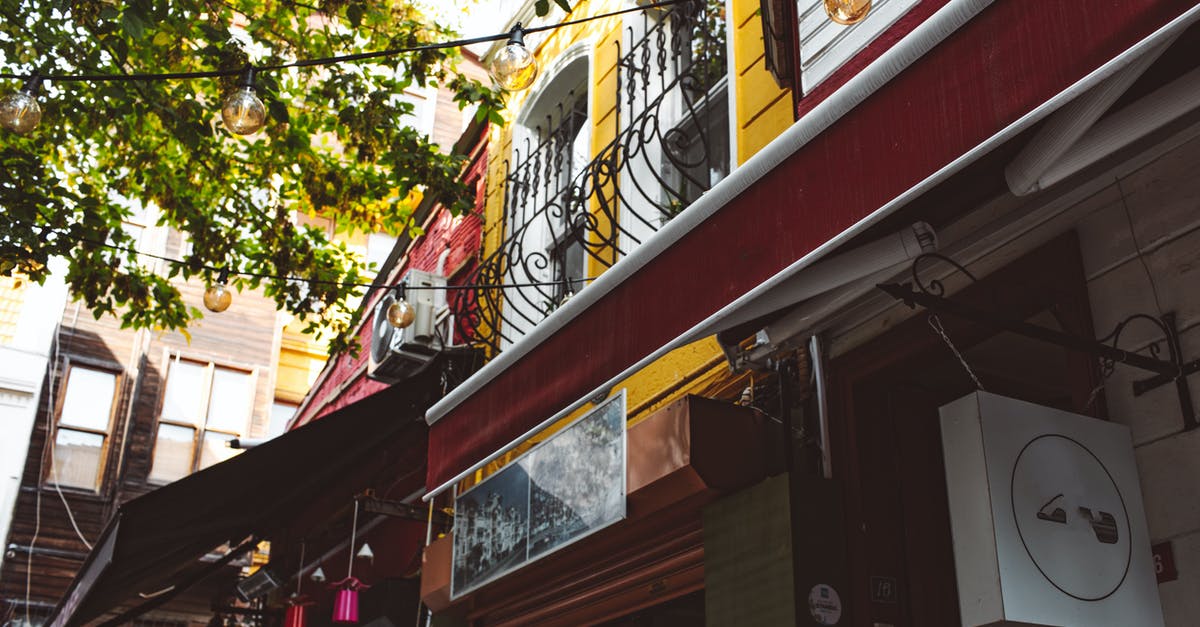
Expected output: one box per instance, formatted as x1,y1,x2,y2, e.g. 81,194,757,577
1011,434,1133,602
1037,494,1120,544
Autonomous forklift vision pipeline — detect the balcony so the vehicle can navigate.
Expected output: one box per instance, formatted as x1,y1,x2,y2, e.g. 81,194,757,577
453,0,729,355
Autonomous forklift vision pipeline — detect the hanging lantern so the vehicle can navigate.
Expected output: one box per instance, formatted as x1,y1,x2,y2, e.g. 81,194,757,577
285,542,314,627
330,577,369,624
330,498,369,624
283,595,312,627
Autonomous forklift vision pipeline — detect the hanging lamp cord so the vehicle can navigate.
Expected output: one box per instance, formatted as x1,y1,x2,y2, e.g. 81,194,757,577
347,499,359,580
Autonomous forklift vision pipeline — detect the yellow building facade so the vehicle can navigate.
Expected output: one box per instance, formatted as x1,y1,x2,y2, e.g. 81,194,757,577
469,0,793,475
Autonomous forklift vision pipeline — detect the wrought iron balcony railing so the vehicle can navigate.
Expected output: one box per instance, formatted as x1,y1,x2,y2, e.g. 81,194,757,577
453,0,728,355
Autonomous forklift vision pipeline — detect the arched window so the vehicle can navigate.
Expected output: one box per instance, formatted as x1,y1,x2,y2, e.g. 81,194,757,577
499,48,592,348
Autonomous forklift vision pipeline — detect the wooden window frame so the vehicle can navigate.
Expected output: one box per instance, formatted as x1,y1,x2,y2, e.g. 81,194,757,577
47,358,123,494
148,354,258,484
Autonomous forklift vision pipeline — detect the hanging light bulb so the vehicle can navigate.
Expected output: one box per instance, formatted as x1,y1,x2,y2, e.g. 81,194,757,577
0,74,44,135
221,67,267,135
823,0,871,25
386,287,415,329
490,23,538,91
203,267,233,312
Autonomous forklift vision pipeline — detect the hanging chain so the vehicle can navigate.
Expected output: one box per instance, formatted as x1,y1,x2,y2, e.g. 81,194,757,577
928,314,986,391
1085,356,1117,412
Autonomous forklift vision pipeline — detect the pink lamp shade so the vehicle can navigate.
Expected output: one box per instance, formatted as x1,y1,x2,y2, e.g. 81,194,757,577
330,577,370,624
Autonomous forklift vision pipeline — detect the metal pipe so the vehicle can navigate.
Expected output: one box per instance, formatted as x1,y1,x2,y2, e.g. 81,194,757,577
5,543,88,561
809,335,833,480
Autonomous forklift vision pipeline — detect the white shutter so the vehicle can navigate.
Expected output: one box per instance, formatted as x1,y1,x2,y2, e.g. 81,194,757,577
798,0,920,93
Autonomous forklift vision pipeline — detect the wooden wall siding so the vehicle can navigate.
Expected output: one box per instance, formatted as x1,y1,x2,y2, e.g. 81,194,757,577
0,270,282,620
432,56,488,151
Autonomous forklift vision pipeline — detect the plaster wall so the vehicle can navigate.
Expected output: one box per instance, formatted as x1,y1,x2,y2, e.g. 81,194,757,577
0,270,68,571
1072,134,1200,627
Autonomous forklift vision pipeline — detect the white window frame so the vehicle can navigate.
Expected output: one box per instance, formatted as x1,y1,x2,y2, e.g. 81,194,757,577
148,354,258,483
500,42,595,349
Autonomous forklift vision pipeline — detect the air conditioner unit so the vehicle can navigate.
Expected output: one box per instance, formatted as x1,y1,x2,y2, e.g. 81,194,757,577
368,269,452,384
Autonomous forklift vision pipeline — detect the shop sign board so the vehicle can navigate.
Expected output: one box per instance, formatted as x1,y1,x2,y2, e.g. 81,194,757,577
940,392,1164,627
451,391,627,598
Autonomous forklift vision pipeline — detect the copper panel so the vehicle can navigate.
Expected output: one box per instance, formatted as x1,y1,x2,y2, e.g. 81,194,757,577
420,534,453,611
627,396,693,493
628,396,769,516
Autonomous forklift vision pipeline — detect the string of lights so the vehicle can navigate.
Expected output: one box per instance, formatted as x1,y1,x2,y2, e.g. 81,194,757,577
54,227,594,292
23,223,593,317
0,0,695,135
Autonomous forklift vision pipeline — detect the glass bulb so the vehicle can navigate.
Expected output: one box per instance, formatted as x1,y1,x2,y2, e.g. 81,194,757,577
221,86,267,135
203,283,233,312
386,298,416,329
490,43,539,91
0,89,42,135
824,0,871,25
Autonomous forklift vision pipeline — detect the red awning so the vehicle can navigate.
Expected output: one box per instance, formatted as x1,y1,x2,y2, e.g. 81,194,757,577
426,0,1199,491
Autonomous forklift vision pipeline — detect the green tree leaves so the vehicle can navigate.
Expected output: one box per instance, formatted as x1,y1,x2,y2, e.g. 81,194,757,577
0,0,508,354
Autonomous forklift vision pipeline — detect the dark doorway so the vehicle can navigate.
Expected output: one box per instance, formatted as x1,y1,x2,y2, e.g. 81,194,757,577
828,233,1101,627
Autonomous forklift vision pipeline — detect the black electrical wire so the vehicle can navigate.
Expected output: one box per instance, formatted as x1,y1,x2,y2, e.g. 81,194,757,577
50,227,595,292
0,0,694,83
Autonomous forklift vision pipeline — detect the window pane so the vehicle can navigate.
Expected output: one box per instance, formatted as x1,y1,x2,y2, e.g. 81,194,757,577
269,402,298,439
149,423,195,482
162,361,207,425
198,431,242,470
206,367,253,434
366,233,398,272
50,429,104,490
59,367,117,431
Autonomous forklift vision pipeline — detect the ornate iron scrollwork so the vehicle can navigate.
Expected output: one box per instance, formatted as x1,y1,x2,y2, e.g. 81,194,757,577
909,252,979,297
880,252,1199,431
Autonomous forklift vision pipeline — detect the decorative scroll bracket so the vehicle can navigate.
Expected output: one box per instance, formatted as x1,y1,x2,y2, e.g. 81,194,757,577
877,254,1198,431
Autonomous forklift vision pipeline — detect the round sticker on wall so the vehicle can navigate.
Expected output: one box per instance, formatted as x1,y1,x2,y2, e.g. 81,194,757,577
808,583,842,625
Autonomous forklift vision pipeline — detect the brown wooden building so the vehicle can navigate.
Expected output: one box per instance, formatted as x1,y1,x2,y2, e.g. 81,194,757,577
0,235,286,626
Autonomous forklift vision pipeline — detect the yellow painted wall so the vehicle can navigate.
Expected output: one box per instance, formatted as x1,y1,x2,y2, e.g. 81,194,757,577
732,0,794,162
276,319,329,404
0,275,27,346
